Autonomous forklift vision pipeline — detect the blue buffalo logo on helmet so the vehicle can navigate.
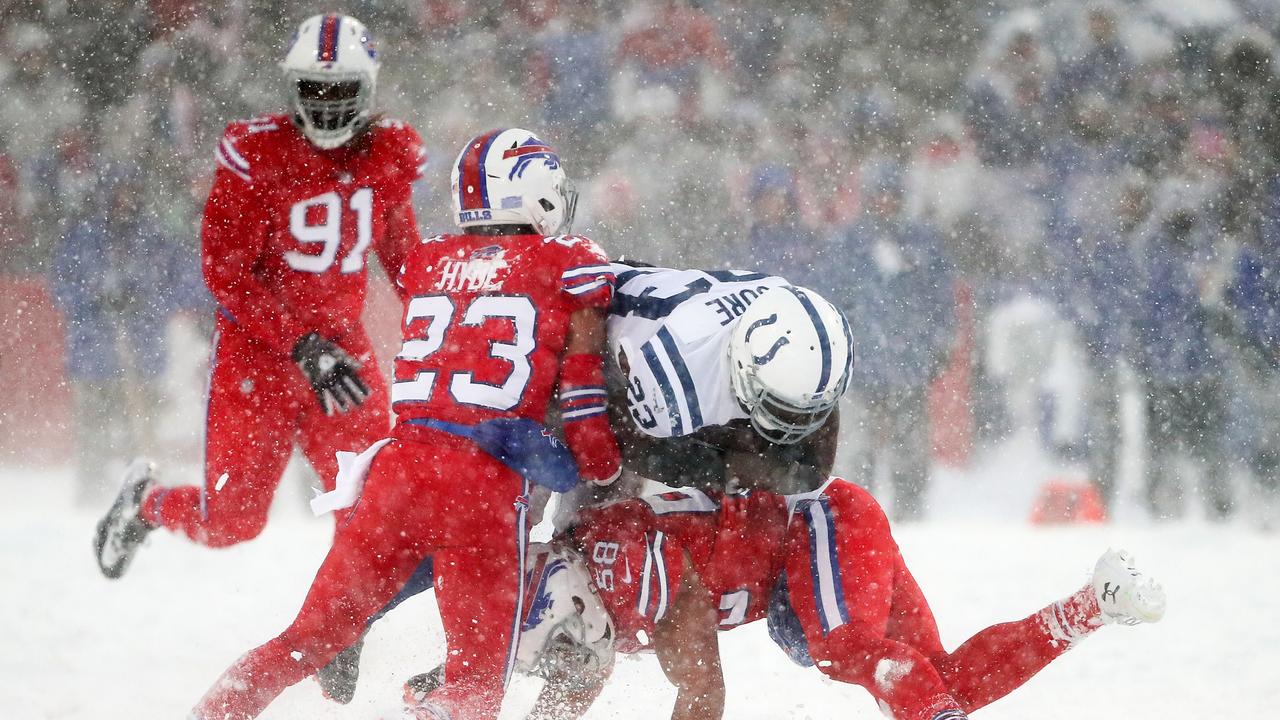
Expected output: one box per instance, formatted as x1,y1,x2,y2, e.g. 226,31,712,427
359,30,377,60
523,555,571,632
514,544,615,677
504,137,561,180
450,128,577,235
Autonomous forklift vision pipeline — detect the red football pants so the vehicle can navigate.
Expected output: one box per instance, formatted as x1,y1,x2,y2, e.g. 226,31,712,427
143,325,389,546
191,428,530,720
786,480,1094,720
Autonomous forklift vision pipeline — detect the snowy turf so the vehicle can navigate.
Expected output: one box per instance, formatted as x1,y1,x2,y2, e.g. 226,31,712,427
4,457,1277,719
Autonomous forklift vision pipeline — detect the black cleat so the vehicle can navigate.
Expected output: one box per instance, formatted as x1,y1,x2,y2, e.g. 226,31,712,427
94,458,156,579
317,636,365,704
403,664,445,706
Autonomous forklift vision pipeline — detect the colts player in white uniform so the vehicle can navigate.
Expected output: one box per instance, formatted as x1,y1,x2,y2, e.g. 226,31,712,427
601,264,854,498
610,267,790,437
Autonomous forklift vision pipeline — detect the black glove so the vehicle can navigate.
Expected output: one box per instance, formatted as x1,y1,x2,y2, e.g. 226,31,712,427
291,332,370,415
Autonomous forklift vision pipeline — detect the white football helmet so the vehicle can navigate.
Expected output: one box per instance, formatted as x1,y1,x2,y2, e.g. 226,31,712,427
728,286,854,444
450,128,578,234
515,543,615,678
280,14,380,149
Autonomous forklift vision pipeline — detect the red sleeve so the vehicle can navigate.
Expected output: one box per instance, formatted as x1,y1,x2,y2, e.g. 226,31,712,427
202,127,308,354
558,235,615,311
378,200,417,304
559,353,621,485
382,118,428,184
556,234,621,484
375,120,426,304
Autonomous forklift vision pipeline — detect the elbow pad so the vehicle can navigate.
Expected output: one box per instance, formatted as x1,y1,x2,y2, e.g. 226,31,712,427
559,353,622,485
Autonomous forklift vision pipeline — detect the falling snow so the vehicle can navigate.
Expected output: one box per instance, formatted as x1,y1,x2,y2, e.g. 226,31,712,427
3,1,1280,718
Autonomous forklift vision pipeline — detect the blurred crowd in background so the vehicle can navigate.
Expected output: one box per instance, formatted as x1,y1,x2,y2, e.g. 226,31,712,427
4,0,1280,526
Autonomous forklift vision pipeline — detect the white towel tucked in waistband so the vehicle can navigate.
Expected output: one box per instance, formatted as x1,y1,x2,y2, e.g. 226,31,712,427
310,437,394,516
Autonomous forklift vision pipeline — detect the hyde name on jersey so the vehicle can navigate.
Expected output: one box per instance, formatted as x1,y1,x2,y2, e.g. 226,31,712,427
393,233,613,428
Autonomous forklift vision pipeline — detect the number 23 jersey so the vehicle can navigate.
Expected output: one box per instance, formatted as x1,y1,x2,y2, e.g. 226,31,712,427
392,233,614,426
202,113,425,355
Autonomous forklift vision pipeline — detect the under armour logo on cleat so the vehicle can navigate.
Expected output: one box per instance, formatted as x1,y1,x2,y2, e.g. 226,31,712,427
1102,582,1119,603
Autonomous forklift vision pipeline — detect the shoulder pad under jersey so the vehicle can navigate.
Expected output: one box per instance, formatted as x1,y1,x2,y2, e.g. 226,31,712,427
214,113,289,184
372,117,428,182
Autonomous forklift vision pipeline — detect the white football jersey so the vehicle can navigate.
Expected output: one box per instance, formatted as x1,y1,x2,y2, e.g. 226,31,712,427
608,264,791,438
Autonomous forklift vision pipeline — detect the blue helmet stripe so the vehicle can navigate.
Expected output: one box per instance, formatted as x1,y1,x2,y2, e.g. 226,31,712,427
317,15,341,62
457,129,504,213
455,135,471,211
787,287,832,394
331,16,341,61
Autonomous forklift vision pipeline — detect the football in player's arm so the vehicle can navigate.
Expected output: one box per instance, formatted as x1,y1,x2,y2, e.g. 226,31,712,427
95,13,424,578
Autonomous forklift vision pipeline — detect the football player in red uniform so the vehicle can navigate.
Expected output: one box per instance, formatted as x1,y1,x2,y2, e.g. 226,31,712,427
512,294,1165,720
522,480,1167,720
94,13,426,576
190,128,621,720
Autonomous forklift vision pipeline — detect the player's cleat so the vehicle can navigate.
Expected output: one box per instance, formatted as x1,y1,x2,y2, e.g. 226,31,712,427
403,664,444,706
400,698,451,720
94,458,157,579
1092,549,1166,625
316,636,364,704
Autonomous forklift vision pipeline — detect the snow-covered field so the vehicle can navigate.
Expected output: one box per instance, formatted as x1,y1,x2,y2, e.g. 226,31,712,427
3,445,1278,719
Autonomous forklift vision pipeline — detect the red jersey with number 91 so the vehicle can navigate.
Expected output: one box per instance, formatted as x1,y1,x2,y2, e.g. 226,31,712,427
202,113,425,355
391,233,614,426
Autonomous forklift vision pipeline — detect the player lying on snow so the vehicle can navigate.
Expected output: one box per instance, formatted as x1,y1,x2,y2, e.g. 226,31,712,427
514,489,1165,720
504,274,1165,720
189,124,622,720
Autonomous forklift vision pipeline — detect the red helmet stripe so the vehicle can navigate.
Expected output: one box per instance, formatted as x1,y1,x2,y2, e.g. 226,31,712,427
502,144,554,159
458,130,503,211
317,15,340,62
520,552,549,624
